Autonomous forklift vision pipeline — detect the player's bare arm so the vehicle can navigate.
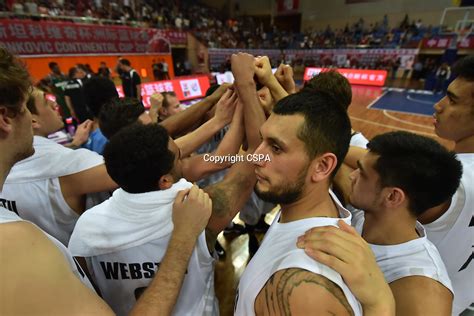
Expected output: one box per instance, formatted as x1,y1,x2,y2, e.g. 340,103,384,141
255,268,355,316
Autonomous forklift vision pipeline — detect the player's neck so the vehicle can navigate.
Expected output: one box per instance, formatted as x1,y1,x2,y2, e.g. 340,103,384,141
362,209,419,245
0,148,16,191
454,134,474,154
280,187,339,223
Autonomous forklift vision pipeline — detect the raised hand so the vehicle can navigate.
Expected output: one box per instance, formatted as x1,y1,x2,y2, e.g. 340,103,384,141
275,64,296,94
172,185,212,240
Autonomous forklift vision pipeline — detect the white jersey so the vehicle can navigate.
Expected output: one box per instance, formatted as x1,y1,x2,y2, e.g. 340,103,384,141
69,180,218,316
424,153,474,315
0,136,105,246
235,191,362,316
0,207,95,291
352,211,453,292
350,132,369,149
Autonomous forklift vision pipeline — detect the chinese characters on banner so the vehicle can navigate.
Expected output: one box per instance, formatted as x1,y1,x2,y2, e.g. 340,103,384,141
0,20,187,56
304,67,388,87
421,36,474,49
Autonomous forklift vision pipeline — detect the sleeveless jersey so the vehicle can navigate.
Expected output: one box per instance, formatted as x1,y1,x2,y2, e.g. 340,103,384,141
0,136,105,245
235,191,362,316
352,211,453,292
424,153,474,315
69,182,218,316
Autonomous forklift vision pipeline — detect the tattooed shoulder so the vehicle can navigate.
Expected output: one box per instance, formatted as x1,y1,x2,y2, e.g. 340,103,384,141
254,268,354,316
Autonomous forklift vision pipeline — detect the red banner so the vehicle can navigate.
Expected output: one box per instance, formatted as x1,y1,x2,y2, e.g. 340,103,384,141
304,67,387,86
0,20,187,56
421,36,474,49
117,75,210,108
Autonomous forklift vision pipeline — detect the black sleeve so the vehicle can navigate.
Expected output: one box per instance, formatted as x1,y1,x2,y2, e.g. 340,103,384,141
133,72,141,85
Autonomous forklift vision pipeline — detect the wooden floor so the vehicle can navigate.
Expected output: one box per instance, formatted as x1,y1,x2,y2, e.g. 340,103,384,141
214,78,453,315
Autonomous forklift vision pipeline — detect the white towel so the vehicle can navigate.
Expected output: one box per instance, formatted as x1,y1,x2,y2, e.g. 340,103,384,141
5,136,104,184
68,178,194,257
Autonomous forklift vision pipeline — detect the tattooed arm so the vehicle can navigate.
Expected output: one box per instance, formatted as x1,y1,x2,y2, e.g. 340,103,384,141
203,159,256,250
255,268,355,316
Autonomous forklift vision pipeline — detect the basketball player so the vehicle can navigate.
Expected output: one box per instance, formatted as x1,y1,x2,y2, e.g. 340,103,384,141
300,131,462,315
0,87,117,245
234,88,362,315
0,47,214,315
339,55,474,315
69,53,266,315
423,55,474,315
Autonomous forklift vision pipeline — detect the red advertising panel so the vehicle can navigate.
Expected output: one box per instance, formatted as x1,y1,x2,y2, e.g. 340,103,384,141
421,37,453,49
48,75,210,109
0,19,187,56
458,35,474,49
117,75,210,108
304,67,387,86
421,36,474,49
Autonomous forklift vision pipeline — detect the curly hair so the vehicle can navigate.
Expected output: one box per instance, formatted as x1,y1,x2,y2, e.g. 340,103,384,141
103,123,175,193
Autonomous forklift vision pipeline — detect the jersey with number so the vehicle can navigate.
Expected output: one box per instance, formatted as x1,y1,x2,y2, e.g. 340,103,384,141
0,207,94,291
424,153,474,315
0,136,105,245
70,184,219,316
235,191,362,316
352,211,453,292
87,229,217,316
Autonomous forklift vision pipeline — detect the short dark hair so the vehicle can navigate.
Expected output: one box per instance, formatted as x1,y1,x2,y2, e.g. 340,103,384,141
103,123,175,193
368,131,462,216
83,77,119,117
68,67,78,79
48,62,58,70
302,70,352,110
76,63,88,72
99,97,145,139
273,91,351,177
452,55,474,82
0,48,31,114
162,91,177,109
119,59,131,67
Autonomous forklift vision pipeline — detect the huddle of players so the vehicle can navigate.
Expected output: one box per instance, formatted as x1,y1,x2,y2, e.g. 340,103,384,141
0,45,473,316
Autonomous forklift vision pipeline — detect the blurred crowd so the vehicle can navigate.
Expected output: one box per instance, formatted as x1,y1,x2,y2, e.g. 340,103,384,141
3,0,442,49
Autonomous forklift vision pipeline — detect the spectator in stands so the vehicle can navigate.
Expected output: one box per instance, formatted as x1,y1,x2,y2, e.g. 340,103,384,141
118,59,141,101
